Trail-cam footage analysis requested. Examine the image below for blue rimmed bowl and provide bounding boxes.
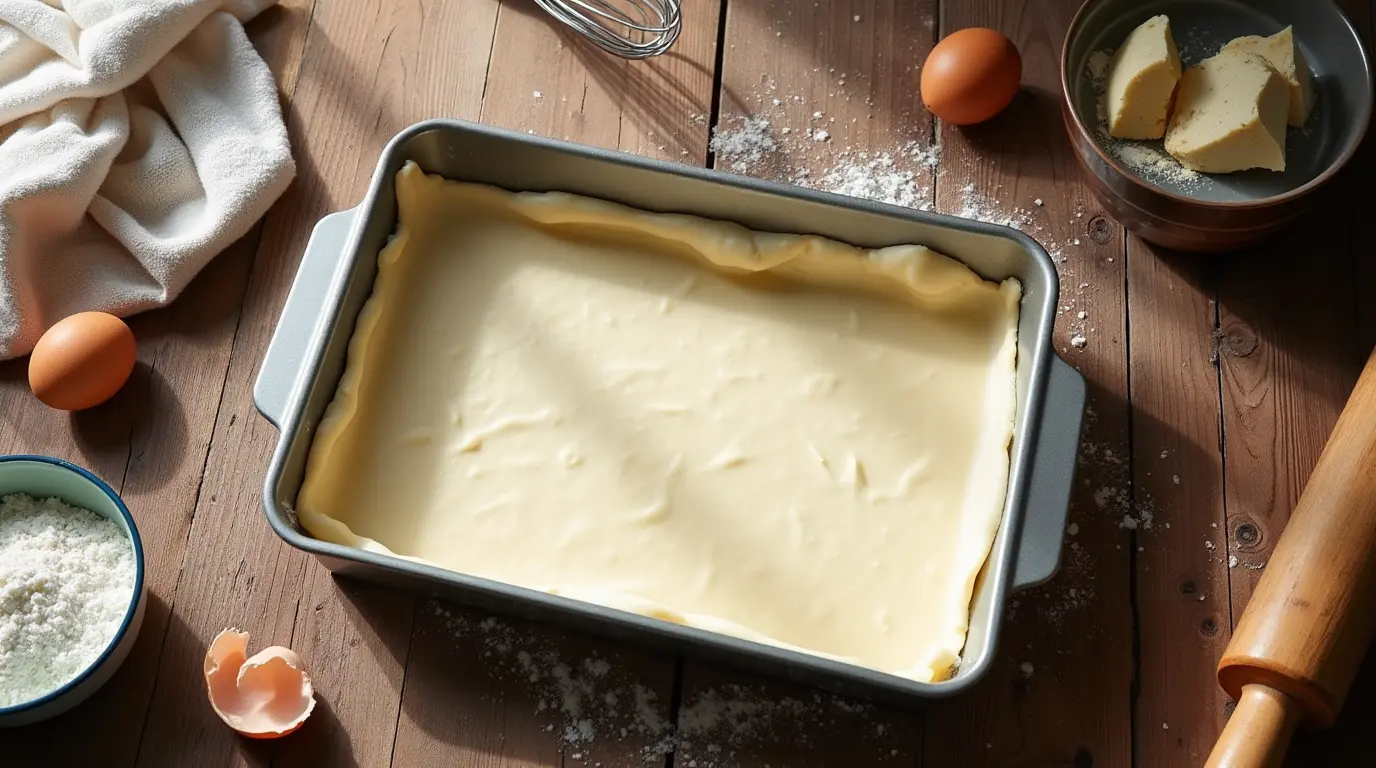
[0,456,146,728]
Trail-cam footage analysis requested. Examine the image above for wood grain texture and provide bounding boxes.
[1126,241,1230,765]
[1216,203,1361,624]
[713,0,936,198]
[480,0,720,164]
[394,601,676,768]
[132,0,502,764]
[673,663,921,767]
[921,1,1133,766]
[386,1,720,765]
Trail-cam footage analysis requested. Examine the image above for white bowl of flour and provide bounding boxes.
[0,455,146,727]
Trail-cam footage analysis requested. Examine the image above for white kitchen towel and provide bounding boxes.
[0,0,294,359]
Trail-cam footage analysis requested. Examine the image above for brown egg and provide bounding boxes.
[28,312,137,411]
[921,27,1022,126]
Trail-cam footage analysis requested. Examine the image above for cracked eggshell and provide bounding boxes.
[204,628,316,739]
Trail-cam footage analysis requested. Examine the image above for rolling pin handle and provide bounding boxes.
[1205,684,1302,768]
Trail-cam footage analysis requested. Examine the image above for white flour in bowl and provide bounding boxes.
[0,493,136,707]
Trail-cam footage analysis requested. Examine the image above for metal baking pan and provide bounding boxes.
[253,119,1085,703]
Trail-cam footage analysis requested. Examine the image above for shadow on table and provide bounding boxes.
[1287,642,1376,765]
[1130,172,1366,402]
[340,573,678,765]
[951,86,1075,186]
[69,360,189,493]
[504,0,717,155]
[919,375,1219,765]
[258,695,357,768]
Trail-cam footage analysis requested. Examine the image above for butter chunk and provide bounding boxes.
[1165,50,1289,173]
[1105,15,1181,139]
[1222,26,1315,126]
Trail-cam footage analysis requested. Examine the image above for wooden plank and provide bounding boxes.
[387,2,720,765]
[477,0,721,164]
[1216,212,1361,623]
[673,663,921,767]
[0,5,316,766]
[920,1,1134,765]
[1213,186,1364,768]
[711,0,937,201]
[394,601,677,768]
[672,1,938,763]
[1126,243,1229,762]
[131,0,501,764]
[273,576,414,767]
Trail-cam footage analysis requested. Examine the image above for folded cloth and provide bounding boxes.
[0,0,294,359]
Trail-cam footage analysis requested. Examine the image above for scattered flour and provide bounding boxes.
[955,186,1036,230]
[675,684,887,766]
[1108,142,1202,187]
[1228,555,1239,569]
[0,494,136,707]
[819,151,928,208]
[709,84,1084,263]
[1085,50,1112,85]
[709,117,777,172]
[429,604,898,765]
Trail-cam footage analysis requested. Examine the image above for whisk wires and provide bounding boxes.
[534,0,682,59]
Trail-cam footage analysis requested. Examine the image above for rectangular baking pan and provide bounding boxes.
[253,119,1085,703]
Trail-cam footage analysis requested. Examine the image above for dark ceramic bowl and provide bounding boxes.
[1061,0,1373,252]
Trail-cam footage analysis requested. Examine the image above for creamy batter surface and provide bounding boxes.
[297,162,1021,681]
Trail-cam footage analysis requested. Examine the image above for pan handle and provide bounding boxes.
[253,209,358,429]
[1011,355,1086,590]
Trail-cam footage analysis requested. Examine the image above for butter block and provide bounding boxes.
[1105,15,1181,139]
[1164,50,1290,173]
[1222,26,1315,126]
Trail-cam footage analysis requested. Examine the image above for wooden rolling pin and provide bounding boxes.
[1206,347,1376,768]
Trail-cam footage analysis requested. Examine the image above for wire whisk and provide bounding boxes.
[534,0,682,59]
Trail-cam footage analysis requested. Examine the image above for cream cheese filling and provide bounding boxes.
[296,162,1021,682]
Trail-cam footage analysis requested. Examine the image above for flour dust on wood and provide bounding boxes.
[429,602,910,766]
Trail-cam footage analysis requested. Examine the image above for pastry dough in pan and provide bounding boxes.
[298,162,1020,682]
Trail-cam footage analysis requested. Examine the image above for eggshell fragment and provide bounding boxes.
[204,628,316,739]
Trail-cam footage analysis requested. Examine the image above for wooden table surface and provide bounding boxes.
[4,0,1375,765]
